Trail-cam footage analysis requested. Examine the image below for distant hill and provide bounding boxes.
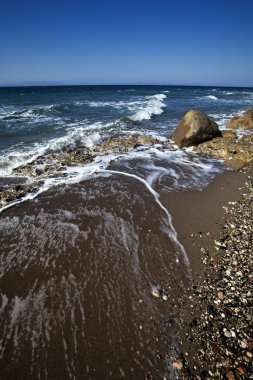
[0,81,64,87]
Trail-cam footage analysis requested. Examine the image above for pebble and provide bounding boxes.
[224,331,232,338]
[183,168,253,379]
[151,287,160,298]
[240,341,247,349]
[172,359,183,370]
[217,290,225,300]
[226,370,236,380]
[237,366,247,375]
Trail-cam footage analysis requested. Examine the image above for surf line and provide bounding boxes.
[99,169,190,267]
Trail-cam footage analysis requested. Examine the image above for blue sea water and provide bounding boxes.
[0,86,253,208]
[0,85,252,177]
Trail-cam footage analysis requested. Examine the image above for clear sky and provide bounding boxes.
[1,0,253,86]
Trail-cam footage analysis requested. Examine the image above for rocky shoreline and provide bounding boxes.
[0,135,163,207]
[1,109,253,208]
[0,108,253,379]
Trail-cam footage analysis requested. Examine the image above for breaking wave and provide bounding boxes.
[0,103,71,121]
[0,120,118,176]
[200,95,219,101]
[129,94,167,121]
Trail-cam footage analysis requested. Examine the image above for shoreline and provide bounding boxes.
[0,119,252,378]
[165,165,253,379]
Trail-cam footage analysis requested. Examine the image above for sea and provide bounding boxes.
[0,85,252,379]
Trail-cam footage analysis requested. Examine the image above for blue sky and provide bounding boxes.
[1,0,253,86]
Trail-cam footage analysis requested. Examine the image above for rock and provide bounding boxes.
[172,359,183,370]
[224,158,249,171]
[194,134,253,169]
[221,130,237,139]
[136,136,159,146]
[151,286,161,298]
[217,290,225,300]
[172,109,222,148]
[224,330,232,338]
[240,341,248,349]
[227,109,253,130]
[226,370,236,380]
[237,366,247,375]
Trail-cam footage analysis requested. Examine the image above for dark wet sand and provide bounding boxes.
[0,166,248,380]
[0,173,191,380]
[164,170,247,279]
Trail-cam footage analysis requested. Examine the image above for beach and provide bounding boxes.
[0,161,252,379]
[165,166,253,379]
[0,85,252,379]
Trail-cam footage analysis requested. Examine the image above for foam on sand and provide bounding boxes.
[99,168,189,266]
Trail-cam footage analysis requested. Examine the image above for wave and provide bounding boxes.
[222,91,235,95]
[0,92,167,176]
[200,95,219,101]
[0,120,121,176]
[209,109,248,129]
[129,94,167,121]
[87,94,167,122]
[88,100,133,109]
[0,103,70,121]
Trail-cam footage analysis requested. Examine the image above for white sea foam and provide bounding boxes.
[0,147,224,215]
[209,109,247,129]
[201,95,219,101]
[0,94,169,176]
[130,94,167,121]
[0,119,119,176]
[0,103,67,121]
[99,168,189,266]
[88,94,167,121]
[222,91,235,95]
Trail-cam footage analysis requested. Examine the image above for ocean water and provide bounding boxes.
[0,85,252,209]
[0,85,252,379]
[0,85,252,175]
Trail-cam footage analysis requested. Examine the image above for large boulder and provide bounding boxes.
[172,109,222,148]
[227,109,253,130]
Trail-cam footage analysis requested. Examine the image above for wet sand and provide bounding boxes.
[0,162,250,379]
[0,170,191,380]
[165,169,247,279]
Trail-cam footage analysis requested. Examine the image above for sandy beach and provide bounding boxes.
[0,156,252,379]
[165,166,253,379]
[0,86,252,379]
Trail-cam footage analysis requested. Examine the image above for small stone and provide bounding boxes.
[172,359,183,370]
[151,287,161,298]
[240,341,247,349]
[217,290,225,300]
[237,366,247,375]
[226,370,236,380]
[162,294,168,301]
[246,351,252,358]
[224,331,232,338]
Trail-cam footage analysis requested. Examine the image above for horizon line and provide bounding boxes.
[1,82,253,89]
